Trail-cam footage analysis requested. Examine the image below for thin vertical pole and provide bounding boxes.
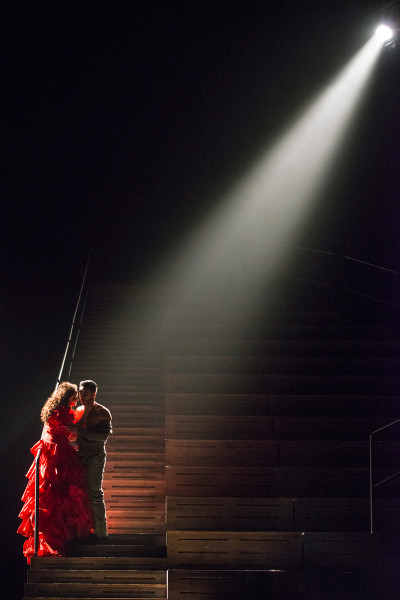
[369,433,374,534]
[55,247,91,390]
[34,447,42,555]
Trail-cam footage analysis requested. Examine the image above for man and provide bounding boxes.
[74,380,112,540]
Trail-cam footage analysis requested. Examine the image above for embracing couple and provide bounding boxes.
[18,380,112,562]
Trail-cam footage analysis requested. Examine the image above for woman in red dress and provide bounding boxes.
[18,382,93,563]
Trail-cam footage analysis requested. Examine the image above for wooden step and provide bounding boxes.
[166,439,279,467]
[24,582,166,598]
[164,355,400,375]
[295,498,400,531]
[71,373,164,388]
[167,569,369,600]
[108,415,165,427]
[104,489,166,505]
[164,337,400,357]
[97,393,164,404]
[167,531,303,569]
[165,393,267,415]
[165,496,400,532]
[166,439,400,468]
[72,368,163,376]
[285,467,381,498]
[167,531,372,570]
[31,556,167,570]
[101,406,165,415]
[165,414,395,440]
[106,436,165,452]
[27,570,166,584]
[166,497,293,531]
[164,322,398,341]
[108,427,165,437]
[165,415,272,439]
[166,392,400,417]
[104,480,166,498]
[165,373,400,394]
[268,394,400,416]
[303,531,372,569]
[106,459,165,477]
[166,466,284,497]
[108,519,166,533]
[163,310,343,327]
[273,416,398,440]
[166,466,400,498]
[66,534,166,558]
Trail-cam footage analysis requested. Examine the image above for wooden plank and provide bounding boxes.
[104,480,166,496]
[166,467,284,497]
[303,532,372,569]
[166,439,279,467]
[111,427,165,436]
[286,468,370,497]
[267,394,400,416]
[281,440,400,468]
[103,473,165,487]
[106,436,165,452]
[168,569,242,600]
[374,499,400,531]
[262,374,400,395]
[104,494,164,509]
[166,374,262,394]
[24,582,167,597]
[164,356,258,374]
[27,570,166,584]
[273,416,396,440]
[107,415,165,427]
[168,569,302,600]
[166,497,293,530]
[165,393,267,415]
[163,322,398,341]
[107,452,165,464]
[31,556,167,570]
[256,340,400,357]
[165,415,272,439]
[107,509,165,523]
[108,522,166,533]
[164,338,256,356]
[105,463,165,479]
[280,441,368,467]
[163,310,341,326]
[294,498,369,531]
[167,531,302,569]
[258,357,400,375]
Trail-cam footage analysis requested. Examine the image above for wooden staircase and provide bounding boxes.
[23,283,400,599]
[71,286,166,535]
[25,535,167,599]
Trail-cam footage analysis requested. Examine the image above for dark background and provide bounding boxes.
[2,1,400,596]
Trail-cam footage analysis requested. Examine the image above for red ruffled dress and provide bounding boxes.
[18,405,93,563]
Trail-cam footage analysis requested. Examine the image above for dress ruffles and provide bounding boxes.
[18,407,93,563]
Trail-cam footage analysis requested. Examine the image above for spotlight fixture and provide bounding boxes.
[375,24,394,42]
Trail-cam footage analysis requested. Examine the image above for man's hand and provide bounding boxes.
[65,423,78,441]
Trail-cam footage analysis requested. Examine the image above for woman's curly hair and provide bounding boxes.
[41,381,78,423]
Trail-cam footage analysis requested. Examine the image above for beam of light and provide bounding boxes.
[157,34,385,305]
[375,24,394,42]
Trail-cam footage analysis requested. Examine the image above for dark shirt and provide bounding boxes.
[77,415,112,455]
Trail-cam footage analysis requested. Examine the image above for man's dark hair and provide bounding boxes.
[79,380,98,393]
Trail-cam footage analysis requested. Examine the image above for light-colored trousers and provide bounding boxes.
[79,450,108,537]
